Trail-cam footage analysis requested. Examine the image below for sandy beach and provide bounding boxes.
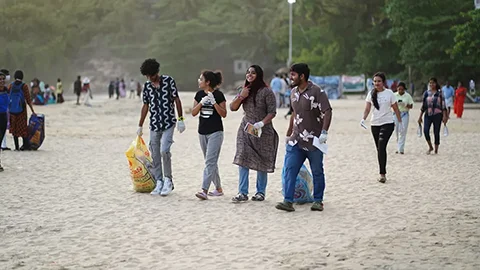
[1,91,479,270]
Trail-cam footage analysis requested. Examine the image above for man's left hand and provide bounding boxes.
[177,120,186,133]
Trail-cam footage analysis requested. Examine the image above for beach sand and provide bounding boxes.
[1,92,479,270]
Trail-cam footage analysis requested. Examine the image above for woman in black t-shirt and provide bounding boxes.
[192,70,227,200]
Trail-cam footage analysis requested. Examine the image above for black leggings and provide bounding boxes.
[424,113,442,145]
[0,113,6,144]
[371,123,395,175]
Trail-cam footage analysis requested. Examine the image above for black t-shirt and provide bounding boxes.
[194,89,226,135]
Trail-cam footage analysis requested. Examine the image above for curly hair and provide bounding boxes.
[202,70,223,89]
[140,58,160,76]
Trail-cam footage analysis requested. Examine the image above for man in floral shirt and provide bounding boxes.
[276,63,332,212]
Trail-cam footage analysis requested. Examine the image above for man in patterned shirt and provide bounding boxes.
[137,58,186,196]
[276,63,332,212]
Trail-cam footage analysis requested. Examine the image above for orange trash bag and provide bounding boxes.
[125,136,156,192]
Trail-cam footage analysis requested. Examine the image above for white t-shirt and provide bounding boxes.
[366,89,397,126]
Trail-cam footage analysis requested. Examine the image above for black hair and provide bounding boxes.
[0,69,9,75]
[140,58,160,76]
[57,78,61,82]
[371,72,386,110]
[397,81,407,90]
[202,70,223,89]
[290,63,310,81]
[429,77,441,91]
[244,65,267,106]
[14,70,24,80]
[0,72,5,77]
[77,75,81,80]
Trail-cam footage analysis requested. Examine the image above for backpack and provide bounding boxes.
[9,82,25,115]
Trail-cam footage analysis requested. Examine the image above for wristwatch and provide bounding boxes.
[178,116,185,121]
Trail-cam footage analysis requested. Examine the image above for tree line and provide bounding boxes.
[1,0,478,91]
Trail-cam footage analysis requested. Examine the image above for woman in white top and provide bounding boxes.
[361,72,402,183]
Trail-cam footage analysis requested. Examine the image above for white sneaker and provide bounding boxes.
[160,178,173,196]
[150,180,164,195]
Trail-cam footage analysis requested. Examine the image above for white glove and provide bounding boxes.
[360,119,367,129]
[137,126,143,136]
[253,121,264,130]
[200,96,210,105]
[177,120,186,133]
[207,92,216,104]
[397,122,404,134]
[318,133,328,144]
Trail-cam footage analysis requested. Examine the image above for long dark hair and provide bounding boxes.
[244,65,267,106]
[371,72,386,110]
[429,77,441,91]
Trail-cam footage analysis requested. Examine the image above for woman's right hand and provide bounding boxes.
[240,87,250,98]
[418,117,423,125]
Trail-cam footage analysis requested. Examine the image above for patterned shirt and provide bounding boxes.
[288,81,332,151]
[421,90,446,116]
[142,75,179,131]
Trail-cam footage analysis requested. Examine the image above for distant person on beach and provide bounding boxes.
[74,75,82,105]
[270,74,282,108]
[0,72,9,170]
[454,81,467,118]
[108,81,115,99]
[137,58,185,196]
[136,81,142,99]
[119,79,126,98]
[229,65,279,202]
[8,70,36,151]
[56,78,64,103]
[115,78,120,100]
[0,69,10,151]
[393,82,413,154]
[441,81,454,118]
[418,77,448,155]
[129,79,136,99]
[82,78,93,106]
[361,72,402,183]
[276,63,332,212]
[191,70,227,200]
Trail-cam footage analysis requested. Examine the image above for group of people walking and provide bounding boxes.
[135,59,331,212]
[134,57,467,212]
[108,78,142,100]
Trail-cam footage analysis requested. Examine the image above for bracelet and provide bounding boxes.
[236,94,245,100]
[178,116,185,121]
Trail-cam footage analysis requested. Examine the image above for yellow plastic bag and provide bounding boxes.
[125,136,156,193]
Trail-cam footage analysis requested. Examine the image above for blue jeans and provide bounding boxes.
[238,166,267,195]
[283,144,325,203]
[149,126,175,181]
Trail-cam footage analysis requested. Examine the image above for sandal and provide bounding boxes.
[251,193,265,201]
[195,191,208,200]
[208,190,224,197]
[232,193,248,202]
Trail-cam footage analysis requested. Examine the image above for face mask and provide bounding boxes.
[6,75,10,81]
